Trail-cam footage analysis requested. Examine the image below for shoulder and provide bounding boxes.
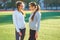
[14,10,18,13]
[12,10,17,16]
[36,11,41,16]
[13,10,18,14]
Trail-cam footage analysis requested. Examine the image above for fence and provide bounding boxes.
[0,0,60,10]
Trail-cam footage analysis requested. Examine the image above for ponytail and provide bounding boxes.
[20,10,24,15]
[31,5,40,21]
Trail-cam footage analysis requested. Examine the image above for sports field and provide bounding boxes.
[0,11,60,40]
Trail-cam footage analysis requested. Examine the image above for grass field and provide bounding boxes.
[0,11,60,40]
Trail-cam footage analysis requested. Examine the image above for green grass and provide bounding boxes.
[0,12,60,40]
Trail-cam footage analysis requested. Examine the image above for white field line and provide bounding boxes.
[0,10,60,13]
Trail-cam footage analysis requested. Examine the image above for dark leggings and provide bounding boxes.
[28,29,36,40]
[16,28,26,40]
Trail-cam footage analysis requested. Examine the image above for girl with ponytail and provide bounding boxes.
[28,2,41,40]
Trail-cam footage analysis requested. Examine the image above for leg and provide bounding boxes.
[28,29,36,40]
[16,31,20,40]
[20,28,26,40]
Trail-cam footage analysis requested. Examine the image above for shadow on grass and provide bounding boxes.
[0,12,60,24]
[0,15,13,24]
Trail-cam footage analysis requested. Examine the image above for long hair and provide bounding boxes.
[16,1,24,15]
[29,2,40,21]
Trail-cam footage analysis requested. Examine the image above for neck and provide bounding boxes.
[18,9,24,15]
[18,9,22,12]
[31,9,36,13]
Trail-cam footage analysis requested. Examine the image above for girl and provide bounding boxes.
[12,1,26,40]
[28,2,41,40]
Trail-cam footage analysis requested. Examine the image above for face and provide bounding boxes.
[29,5,35,11]
[18,3,24,10]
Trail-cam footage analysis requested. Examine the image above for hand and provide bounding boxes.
[35,32,38,38]
[19,32,22,36]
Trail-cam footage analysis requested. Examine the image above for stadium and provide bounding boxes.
[0,0,60,40]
